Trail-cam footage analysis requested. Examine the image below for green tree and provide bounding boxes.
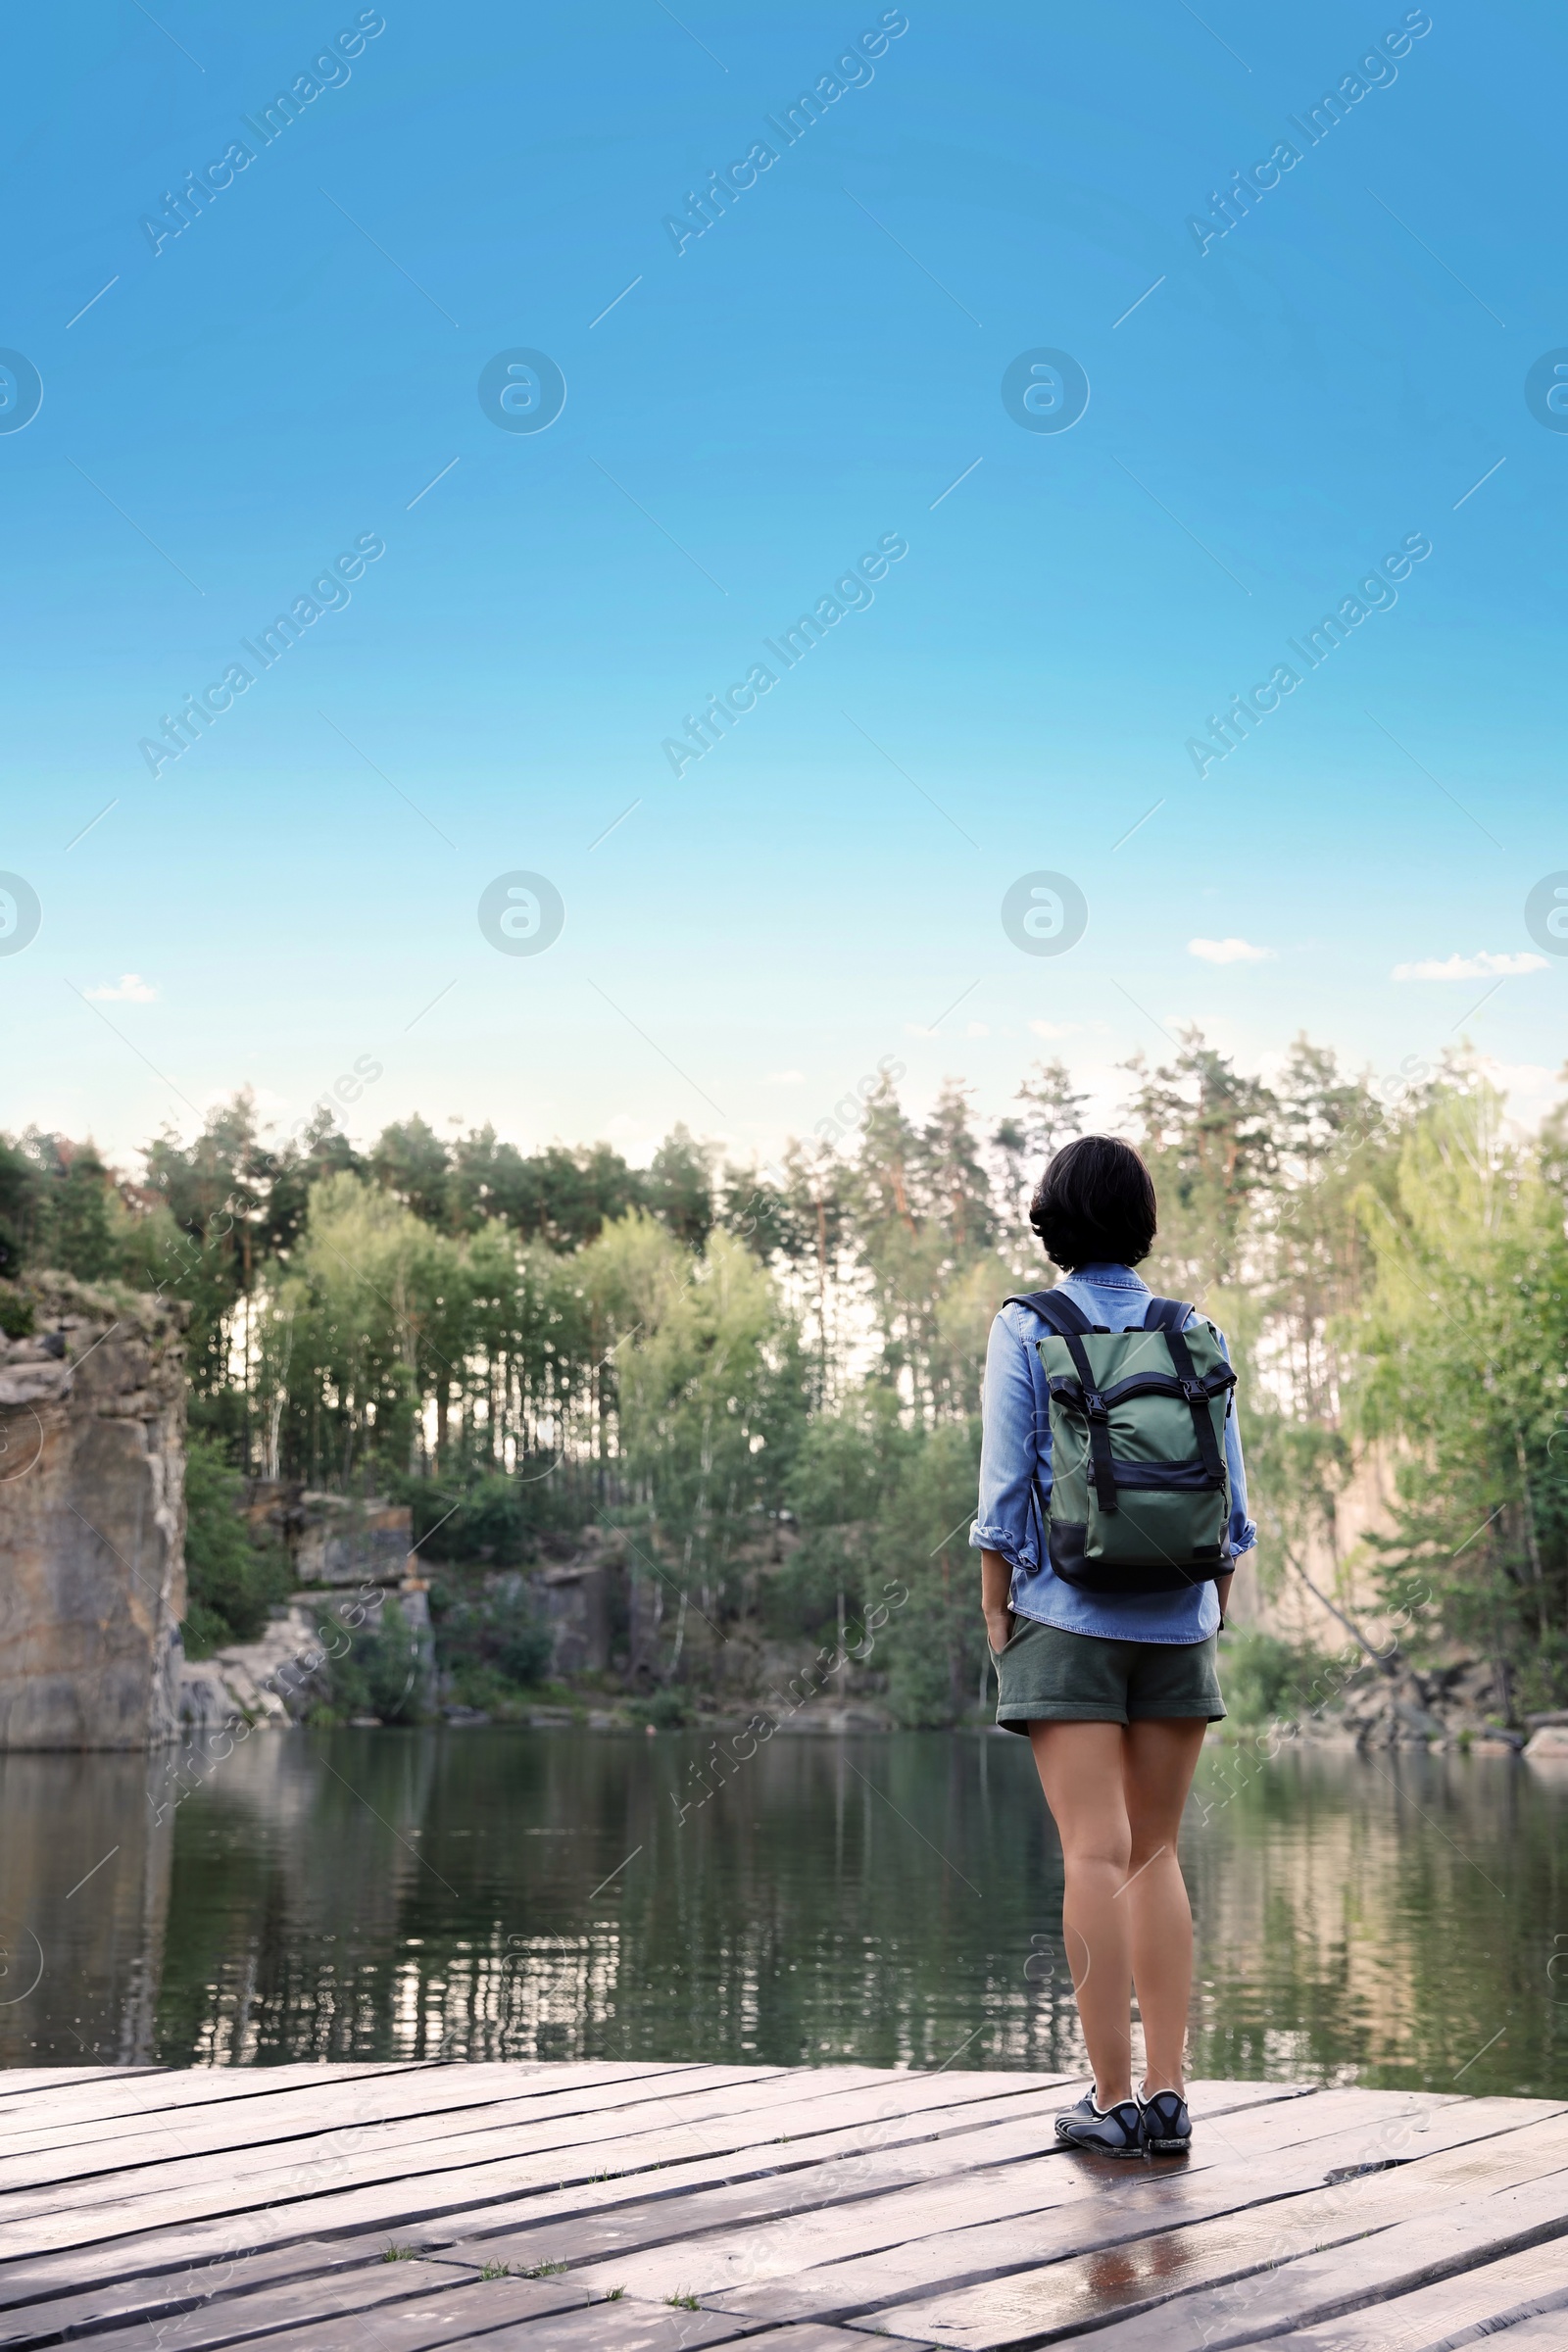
[871,1420,985,1726]
[1127,1031,1277,1299]
[646,1126,716,1250]
[777,1387,914,1652]
[318,1597,426,1723]
[427,1578,554,1708]
[180,1430,292,1657]
[0,1134,44,1276]
[448,1131,647,1248]
[1348,1081,1568,1708]
[994,1057,1089,1241]
[289,1171,462,1480]
[370,1115,453,1227]
[586,1213,807,1675]
[849,1078,1001,1423]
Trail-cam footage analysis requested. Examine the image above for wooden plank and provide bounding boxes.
[415,2071,1092,2241]
[0,2066,1081,2260]
[164,2271,597,2352]
[0,2061,779,2198]
[739,2333,937,2351]
[394,2082,1317,2293]
[4,2066,1563,2352]
[0,2060,683,2160]
[0,2065,808,2237]
[455,2103,1298,2299]
[0,2068,1259,2156]
[832,2111,1568,2342]
[421,2114,1096,2278]
[0,2082,1088,2312]
[614,2088,1475,2313]
[0,2061,690,2162]
[1456,2322,1568,2352]
[0,2081,1283,2322]
[852,2114,1568,2349]
[0,2078,1303,2315]
[0,2258,566,2352]
[445,2307,750,2350]
[0,2065,669,2182]
[710,2099,1567,2332]
[0,2067,152,2103]
[1247,2241,1568,2351]
[0,2061,441,2145]
[0,2236,424,2348]
[1048,2174,1568,2351]
[1415,2311,1568,2352]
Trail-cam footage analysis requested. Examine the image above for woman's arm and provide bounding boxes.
[1207,1319,1255,1635]
[973,1308,1046,1652]
[981,1548,1014,1654]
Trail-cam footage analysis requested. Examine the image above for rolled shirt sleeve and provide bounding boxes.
[1213,1324,1258,1558]
[971,1308,1047,1574]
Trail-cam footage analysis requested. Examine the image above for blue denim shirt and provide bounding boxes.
[972,1262,1256,1643]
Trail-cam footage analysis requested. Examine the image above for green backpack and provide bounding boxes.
[1004,1289,1237,1595]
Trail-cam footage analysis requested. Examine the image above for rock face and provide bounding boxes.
[0,1277,188,1750]
[534,1558,615,1675]
[242,1482,413,1586]
[176,1599,320,1733]
[175,1584,434,1732]
[1295,1653,1523,1749]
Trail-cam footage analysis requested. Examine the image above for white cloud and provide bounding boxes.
[1029,1020,1080,1039]
[1188,937,1274,965]
[86,974,158,1002]
[1392,951,1549,981]
[1477,1058,1557,1096]
[964,1021,989,1038]
[762,1070,805,1086]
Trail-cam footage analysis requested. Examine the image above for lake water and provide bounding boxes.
[2,1728,1563,2093]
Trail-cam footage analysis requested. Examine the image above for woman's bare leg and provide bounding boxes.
[1028,1720,1136,2105]
[1121,1717,1208,2094]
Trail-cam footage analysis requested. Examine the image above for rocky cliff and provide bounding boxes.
[0,1276,188,1750]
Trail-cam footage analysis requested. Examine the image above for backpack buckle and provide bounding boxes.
[1180,1379,1205,1406]
[1085,1392,1108,1421]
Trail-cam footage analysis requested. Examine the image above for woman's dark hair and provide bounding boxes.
[1029,1135,1157,1271]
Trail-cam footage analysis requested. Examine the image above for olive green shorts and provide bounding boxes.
[991,1615,1225,1733]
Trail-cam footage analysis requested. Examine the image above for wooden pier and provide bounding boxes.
[2,2060,1566,2348]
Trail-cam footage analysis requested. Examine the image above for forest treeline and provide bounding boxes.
[3,1032,1566,1721]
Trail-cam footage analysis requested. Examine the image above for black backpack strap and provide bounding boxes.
[1146,1299,1227,1490]
[1002,1290,1118,1517]
[1003,1288,1099,1337]
[1062,1339,1118,1516]
[1004,1294,1119,1514]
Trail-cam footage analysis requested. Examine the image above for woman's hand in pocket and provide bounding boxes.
[980,1548,1015,1657]
[984,1607,1014,1655]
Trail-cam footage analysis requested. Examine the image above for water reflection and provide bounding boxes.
[0,1730,1562,2093]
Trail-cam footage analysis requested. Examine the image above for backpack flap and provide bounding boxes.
[1033,1303,1236,1595]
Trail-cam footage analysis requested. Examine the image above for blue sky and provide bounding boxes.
[3,0,1564,1174]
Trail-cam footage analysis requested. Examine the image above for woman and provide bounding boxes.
[974,1134,1255,2156]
